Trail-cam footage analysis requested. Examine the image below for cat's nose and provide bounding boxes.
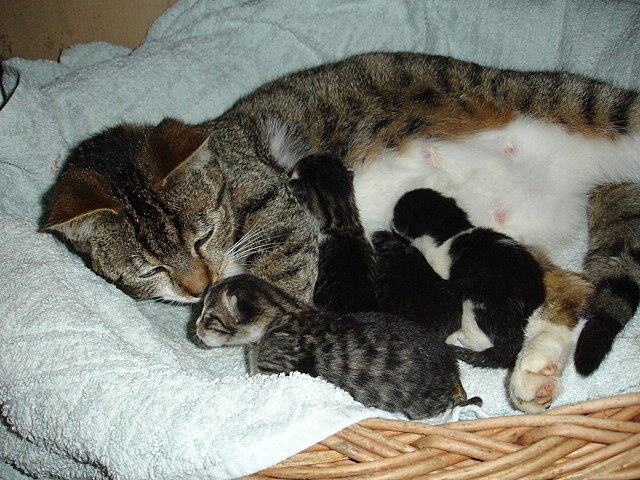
[177,259,213,300]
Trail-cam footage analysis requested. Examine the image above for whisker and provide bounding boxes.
[227,226,281,259]
[229,241,282,263]
[226,224,268,256]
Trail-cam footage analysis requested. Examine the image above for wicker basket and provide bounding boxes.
[243,392,640,479]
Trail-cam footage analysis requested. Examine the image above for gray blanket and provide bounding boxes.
[1,1,639,478]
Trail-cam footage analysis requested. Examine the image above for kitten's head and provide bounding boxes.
[286,154,357,230]
[42,118,236,303]
[393,188,472,243]
[196,274,295,347]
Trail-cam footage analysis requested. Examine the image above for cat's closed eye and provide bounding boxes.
[194,228,215,253]
[139,266,168,278]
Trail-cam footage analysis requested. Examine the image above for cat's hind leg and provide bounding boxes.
[508,265,592,413]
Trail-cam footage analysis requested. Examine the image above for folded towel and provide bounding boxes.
[1,0,639,478]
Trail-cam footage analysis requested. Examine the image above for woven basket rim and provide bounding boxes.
[245,392,640,480]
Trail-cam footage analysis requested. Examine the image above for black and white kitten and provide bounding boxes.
[371,230,462,340]
[393,188,546,368]
[196,274,480,419]
[286,153,377,313]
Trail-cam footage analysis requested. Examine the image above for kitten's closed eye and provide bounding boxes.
[202,312,235,334]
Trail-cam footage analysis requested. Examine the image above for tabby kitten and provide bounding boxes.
[44,52,640,409]
[393,188,546,368]
[285,153,377,312]
[574,183,640,376]
[196,274,479,419]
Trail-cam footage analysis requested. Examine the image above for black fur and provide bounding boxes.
[575,276,640,375]
[393,188,546,368]
[287,154,377,313]
[371,230,461,340]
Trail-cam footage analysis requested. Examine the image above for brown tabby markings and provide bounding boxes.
[43,53,639,308]
[574,184,640,374]
[528,247,594,328]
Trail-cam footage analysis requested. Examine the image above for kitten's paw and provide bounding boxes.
[509,356,561,413]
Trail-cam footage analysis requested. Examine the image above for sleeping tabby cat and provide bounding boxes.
[196,273,479,419]
[43,52,640,411]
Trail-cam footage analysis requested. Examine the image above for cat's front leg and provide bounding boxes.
[508,266,592,413]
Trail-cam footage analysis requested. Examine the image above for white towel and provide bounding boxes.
[1,0,639,478]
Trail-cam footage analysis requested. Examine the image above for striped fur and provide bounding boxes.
[575,184,640,375]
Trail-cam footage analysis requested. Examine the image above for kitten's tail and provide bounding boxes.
[574,276,640,376]
[448,345,516,370]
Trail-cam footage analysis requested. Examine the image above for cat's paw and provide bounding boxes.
[508,352,561,413]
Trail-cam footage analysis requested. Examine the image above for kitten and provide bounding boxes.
[196,274,480,419]
[371,230,462,340]
[43,52,640,409]
[393,188,546,368]
[392,188,594,412]
[574,183,640,375]
[285,153,377,312]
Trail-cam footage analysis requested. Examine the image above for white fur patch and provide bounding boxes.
[265,119,307,171]
[446,300,494,351]
[411,235,453,279]
[353,117,640,259]
[222,259,246,279]
[508,307,574,413]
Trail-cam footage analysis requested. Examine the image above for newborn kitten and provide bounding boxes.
[286,153,377,312]
[371,230,462,340]
[394,188,546,368]
[196,274,480,419]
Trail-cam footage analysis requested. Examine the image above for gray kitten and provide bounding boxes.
[196,274,480,419]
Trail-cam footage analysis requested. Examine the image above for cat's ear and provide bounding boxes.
[150,118,211,187]
[223,292,244,324]
[286,178,308,207]
[42,170,120,241]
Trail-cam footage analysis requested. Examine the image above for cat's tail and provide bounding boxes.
[573,276,640,376]
[448,345,516,369]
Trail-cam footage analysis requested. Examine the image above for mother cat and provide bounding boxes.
[43,52,640,412]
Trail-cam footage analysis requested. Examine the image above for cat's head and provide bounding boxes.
[286,153,357,229]
[42,118,236,303]
[195,274,285,347]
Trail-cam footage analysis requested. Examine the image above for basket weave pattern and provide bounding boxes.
[244,393,640,479]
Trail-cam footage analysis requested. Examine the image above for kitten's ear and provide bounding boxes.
[224,292,244,324]
[286,178,308,206]
[150,118,211,186]
[42,170,120,241]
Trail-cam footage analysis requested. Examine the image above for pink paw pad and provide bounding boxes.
[540,363,558,376]
[535,381,555,405]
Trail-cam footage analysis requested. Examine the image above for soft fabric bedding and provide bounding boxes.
[1,0,639,478]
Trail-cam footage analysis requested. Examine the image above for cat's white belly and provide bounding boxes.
[354,117,640,257]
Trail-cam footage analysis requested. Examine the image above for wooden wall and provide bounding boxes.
[0,0,176,61]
